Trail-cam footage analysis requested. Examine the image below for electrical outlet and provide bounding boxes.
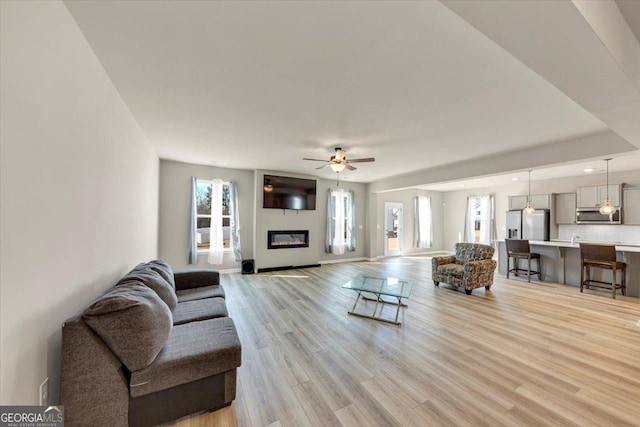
[39,377,49,406]
[636,320,640,328]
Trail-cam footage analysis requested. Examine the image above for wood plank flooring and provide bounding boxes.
[169,257,640,427]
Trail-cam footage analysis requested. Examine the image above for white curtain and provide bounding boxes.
[207,179,224,265]
[188,176,198,264]
[464,196,476,243]
[414,196,432,248]
[229,181,242,262]
[332,190,347,255]
[345,190,355,252]
[478,195,491,244]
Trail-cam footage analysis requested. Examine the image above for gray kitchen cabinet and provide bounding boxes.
[577,185,620,208]
[508,195,528,210]
[509,194,550,210]
[530,194,551,210]
[555,193,576,224]
[623,188,640,224]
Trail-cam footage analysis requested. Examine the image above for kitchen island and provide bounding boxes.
[496,240,640,297]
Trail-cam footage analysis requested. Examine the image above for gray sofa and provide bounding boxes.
[61,260,241,427]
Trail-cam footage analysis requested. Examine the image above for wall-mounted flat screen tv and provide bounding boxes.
[263,174,317,210]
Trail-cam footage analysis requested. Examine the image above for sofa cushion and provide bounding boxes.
[129,317,241,397]
[176,285,225,303]
[83,283,172,372]
[146,260,175,290]
[438,263,464,277]
[118,265,177,311]
[174,269,220,291]
[172,297,228,326]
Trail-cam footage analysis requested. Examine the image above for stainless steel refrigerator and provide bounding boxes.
[506,210,522,239]
[522,210,550,241]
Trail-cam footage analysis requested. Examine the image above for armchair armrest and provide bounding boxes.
[432,255,455,266]
[173,269,220,291]
[464,259,497,276]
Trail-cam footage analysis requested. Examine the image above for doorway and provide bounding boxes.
[384,202,403,257]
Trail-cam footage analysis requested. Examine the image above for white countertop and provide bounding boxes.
[496,239,640,253]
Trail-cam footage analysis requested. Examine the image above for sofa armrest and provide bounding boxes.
[174,269,220,291]
[61,316,129,426]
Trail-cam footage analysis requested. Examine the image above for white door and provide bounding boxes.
[384,202,403,257]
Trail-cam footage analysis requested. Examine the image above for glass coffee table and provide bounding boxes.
[342,275,413,325]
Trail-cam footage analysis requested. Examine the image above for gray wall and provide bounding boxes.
[369,189,445,259]
[253,171,369,270]
[0,1,159,405]
[159,166,370,271]
[159,160,255,271]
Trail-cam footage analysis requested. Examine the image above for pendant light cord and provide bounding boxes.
[605,159,610,199]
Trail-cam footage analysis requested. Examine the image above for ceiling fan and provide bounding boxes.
[303,147,375,173]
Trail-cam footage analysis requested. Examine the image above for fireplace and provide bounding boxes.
[268,230,309,249]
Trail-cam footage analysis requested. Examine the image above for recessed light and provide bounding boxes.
[458,184,465,187]
[512,177,520,181]
[583,168,595,172]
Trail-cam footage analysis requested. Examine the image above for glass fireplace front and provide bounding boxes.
[268,230,309,249]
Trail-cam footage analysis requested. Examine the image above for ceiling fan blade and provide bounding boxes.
[316,164,330,170]
[346,157,375,163]
[346,164,357,171]
[303,158,329,162]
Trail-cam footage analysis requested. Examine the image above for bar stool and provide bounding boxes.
[505,239,541,282]
[580,243,626,298]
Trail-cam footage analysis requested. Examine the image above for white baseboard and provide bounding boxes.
[319,257,369,265]
[403,250,454,256]
[219,268,241,274]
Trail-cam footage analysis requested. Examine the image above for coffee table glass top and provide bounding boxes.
[342,275,413,299]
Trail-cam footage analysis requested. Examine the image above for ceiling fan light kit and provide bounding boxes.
[330,163,346,173]
[303,147,375,175]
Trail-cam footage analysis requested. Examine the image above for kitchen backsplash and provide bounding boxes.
[558,224,640,245]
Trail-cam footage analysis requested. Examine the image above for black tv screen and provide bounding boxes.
[263,175,317,210]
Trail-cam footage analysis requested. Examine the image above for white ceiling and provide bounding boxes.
[419,150,640,192]
[64,1,639,186]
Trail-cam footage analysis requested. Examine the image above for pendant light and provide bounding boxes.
[599,158,616,215]
[523,170,535,214]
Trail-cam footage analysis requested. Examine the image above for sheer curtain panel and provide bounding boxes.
[229,181,242,262]
[414,196,432,248]
[464,196,476,243]
[207,179,224,265]
[188,176,198,264]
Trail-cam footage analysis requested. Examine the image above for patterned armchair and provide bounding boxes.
[432,243,497,295]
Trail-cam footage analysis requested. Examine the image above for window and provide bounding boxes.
[196,180,232,251]
[464,195,494,245]
[325,189,355,255]
[331,193,349,243]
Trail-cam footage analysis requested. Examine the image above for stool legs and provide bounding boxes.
[581,264,626,298]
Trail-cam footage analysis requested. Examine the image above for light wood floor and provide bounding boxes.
[170,257,640,427]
